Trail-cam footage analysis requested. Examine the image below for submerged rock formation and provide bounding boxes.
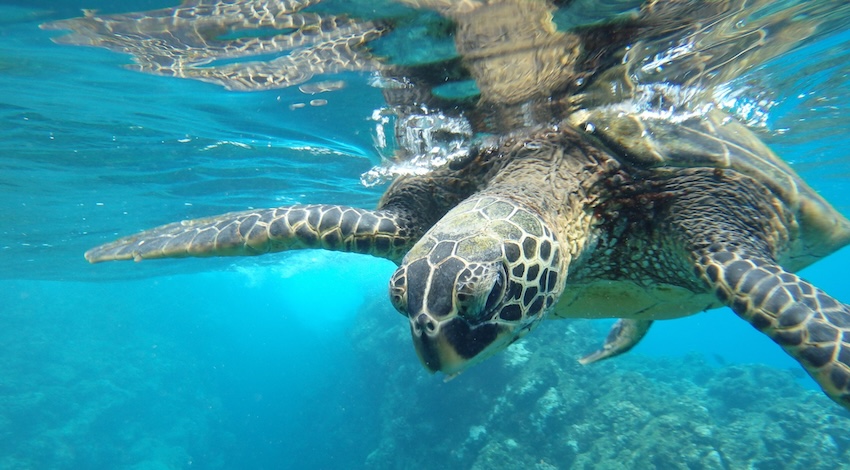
[351,298,850,469]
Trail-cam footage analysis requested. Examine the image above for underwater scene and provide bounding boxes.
[3,0,850,468]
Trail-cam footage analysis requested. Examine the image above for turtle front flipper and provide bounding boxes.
[579,319,653,365]
[698,251,850,409]
[85,204,418,264]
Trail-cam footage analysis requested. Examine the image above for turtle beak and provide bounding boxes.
[408,312,513,375]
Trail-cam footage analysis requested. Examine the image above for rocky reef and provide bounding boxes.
[351,298,850,470]
[3,278,848,469]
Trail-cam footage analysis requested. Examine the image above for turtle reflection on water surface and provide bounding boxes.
[45,0,850,410]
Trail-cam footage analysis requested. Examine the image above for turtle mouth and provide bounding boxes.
[409,314,512,375]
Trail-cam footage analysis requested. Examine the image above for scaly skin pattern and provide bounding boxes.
[663,169,850,408]
[702,250,850,408]
[390,195,567,374]
[84,205,418,264]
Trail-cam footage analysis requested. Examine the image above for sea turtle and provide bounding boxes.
[61,0,850,410]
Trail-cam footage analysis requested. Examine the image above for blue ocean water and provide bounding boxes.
[3,1,850,469]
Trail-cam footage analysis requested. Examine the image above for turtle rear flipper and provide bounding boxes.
[85,204,418,264]
[579,319,653,365]
[698,251,850,409]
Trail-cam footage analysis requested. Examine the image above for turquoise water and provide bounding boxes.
[3,2,850,469]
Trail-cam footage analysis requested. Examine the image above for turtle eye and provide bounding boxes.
[388,269,408,316]
[456,262,508,321]
[482,262,507,314]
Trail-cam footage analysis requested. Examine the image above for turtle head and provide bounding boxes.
[389,197,564,375]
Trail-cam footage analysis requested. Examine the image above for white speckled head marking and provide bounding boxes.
[389,196,565,374]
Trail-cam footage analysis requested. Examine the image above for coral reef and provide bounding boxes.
[351,299,850,470]
[4,279,848,469]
